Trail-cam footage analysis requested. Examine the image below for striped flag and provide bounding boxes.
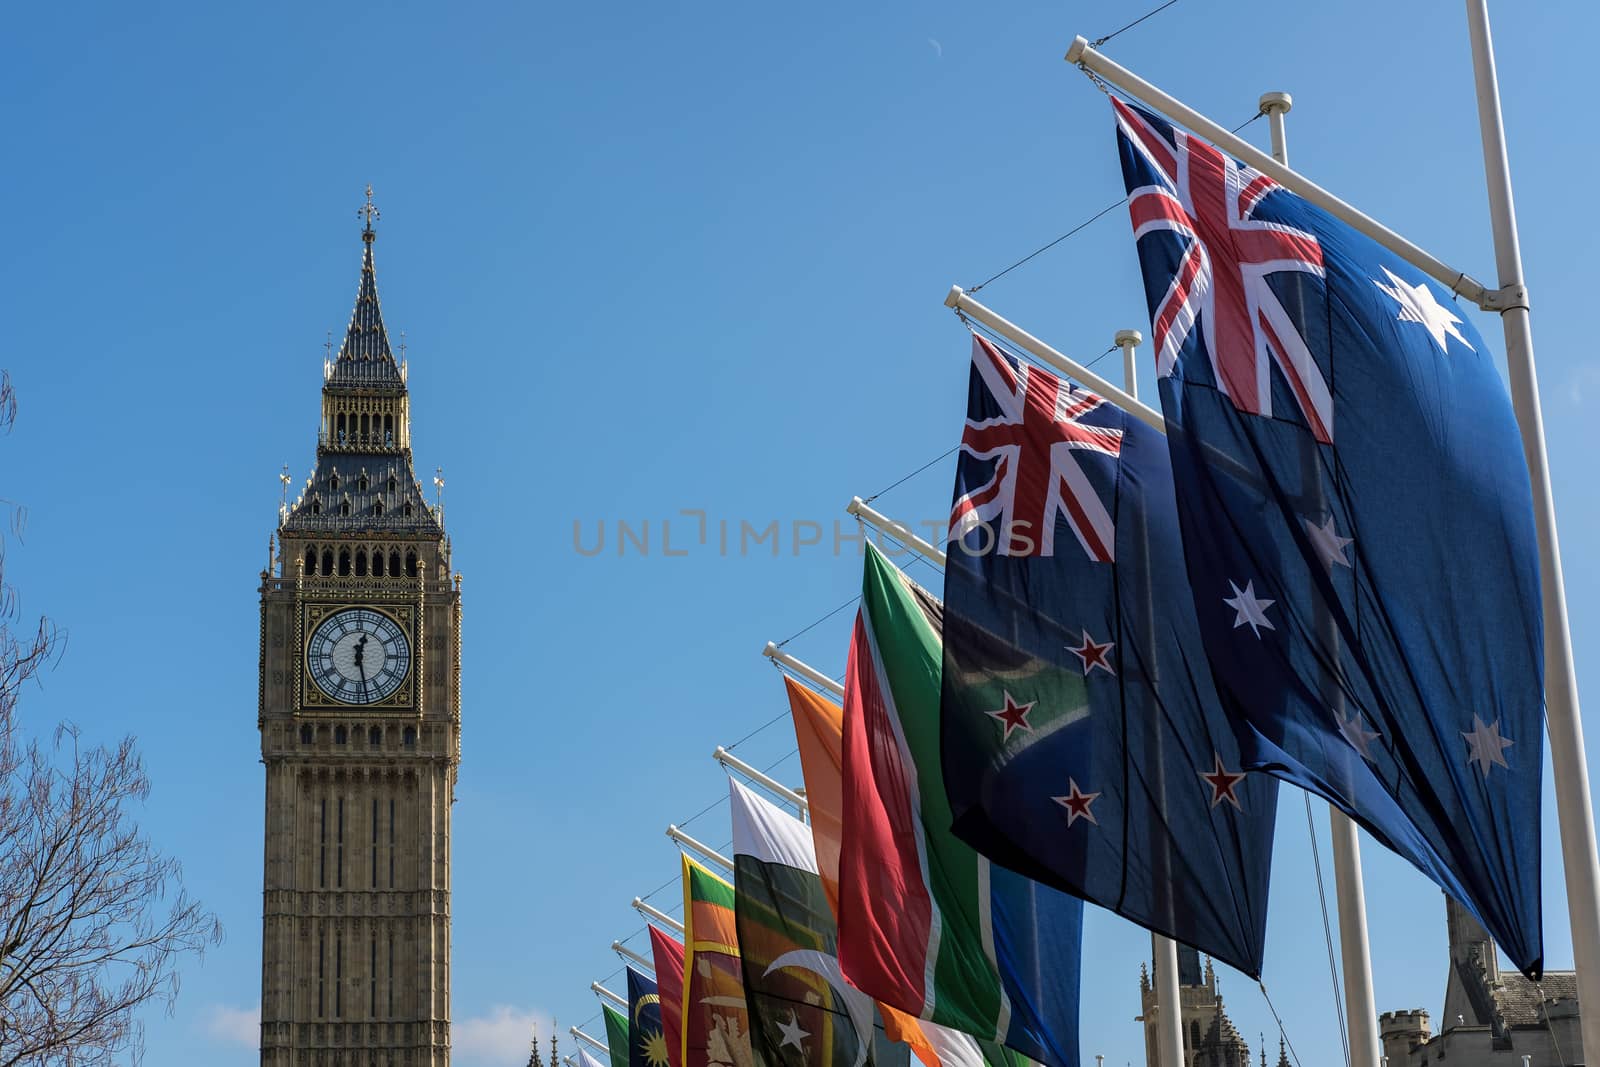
[772,693,1042,1067]
[837,543,1082,1067]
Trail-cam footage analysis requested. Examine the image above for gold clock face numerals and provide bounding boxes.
[307,608,411,705]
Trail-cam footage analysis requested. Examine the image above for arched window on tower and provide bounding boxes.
[403,501,413,518]
[304,547,316,574]
[360,413,370,438]
[389,550,401,576]
[336,413,347,443]
[405,551,418,577]
[358,473,369,492]
[403,727,416,748]
[373,500,384,517]
[311,497,321,515]
[369,726,381,746]
[330,473,340,492]
[321,549,334,576]
[372,551,385,577]
[334,726,347,745]
[338,549,352,576]
[300,725,313,744]
[387,475,397,493]
[355,549,368,577]
[340,499,351,517]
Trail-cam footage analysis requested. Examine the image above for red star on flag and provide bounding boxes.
[1052,779,1101,827]
[985,692,1036,741]
[1066,630,1116,676]
[1198,753,1247,811]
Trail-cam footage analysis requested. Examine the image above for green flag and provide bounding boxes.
[604,1003,631,1067]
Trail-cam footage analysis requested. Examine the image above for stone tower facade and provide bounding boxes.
[259,199,460,1065]
[1138,946,1251,1067]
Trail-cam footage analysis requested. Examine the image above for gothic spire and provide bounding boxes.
[528,1021,544,1067]
[328,185,404,389]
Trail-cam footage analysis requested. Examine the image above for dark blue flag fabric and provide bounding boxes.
[941,333,1278,978]
[1112,97,1545,975]
[627,966,670,1067]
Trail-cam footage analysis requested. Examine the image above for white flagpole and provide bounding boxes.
[591,982,627,1010]
[714,746,809,812]
[847,496,949,565]
[946,286,1165,430]
[1466,4,1600,1059]
[613,940,654,972]
[1257,89,1382,1067]
[1118,330,1188,1067]
[849,499,947,568]
[632,896,685,935]
[1064,37,1502,311]
[570,1027,609,1054]
[764,642,846,698]
[666,824,734,872]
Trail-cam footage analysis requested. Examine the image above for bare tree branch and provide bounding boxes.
[0,371,222,1064]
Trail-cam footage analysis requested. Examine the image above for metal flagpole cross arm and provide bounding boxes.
[947,286,1165,432]
[570,1027,609,1054]
[591,982,627,1010]
[612,940,654,971]
[714,746,809,811]
[666,824,734,872]
[847,496,948,567]
[1061,36,1526,313]
[631,896,685,935]
[762,642,846,698]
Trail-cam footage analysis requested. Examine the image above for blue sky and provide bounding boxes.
[4,2,1599,1064]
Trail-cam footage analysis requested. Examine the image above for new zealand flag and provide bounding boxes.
[941,333,1277,978]
[1114,97,1544,975]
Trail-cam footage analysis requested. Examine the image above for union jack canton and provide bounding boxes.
[1116,97,1333,443]
[949,335,1124,559]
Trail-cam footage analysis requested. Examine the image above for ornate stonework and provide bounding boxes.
[259,205,460,1065]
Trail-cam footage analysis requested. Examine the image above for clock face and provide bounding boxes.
[307,608,411,705]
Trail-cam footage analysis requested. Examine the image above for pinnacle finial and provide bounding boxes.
[360,184,380,242]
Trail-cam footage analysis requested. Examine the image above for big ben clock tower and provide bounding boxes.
[259,191,460,1065]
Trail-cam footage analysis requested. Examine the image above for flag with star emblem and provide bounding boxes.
[649,926,687,1067]
[681,856,756,1067]
[940,333,1278,977]
[731,778,910,1067]
[628,968,672,1067]
[1114,97,1545,974]
[605,1003,632,1067]
[783,677,1037,1067]
[838,542,1082,1067]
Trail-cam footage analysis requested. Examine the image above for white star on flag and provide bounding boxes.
[1224,580,1276,638]
[776,1010,810,1052]
[1336,710,1380,762]
[1303,514,1354,569]
[1374,266,1474,354]
[1052,779,1101,827]
[1462,714,1514,777]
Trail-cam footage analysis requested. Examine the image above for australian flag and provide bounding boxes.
[941,333,1278,978]
[1114,97,1545,975]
